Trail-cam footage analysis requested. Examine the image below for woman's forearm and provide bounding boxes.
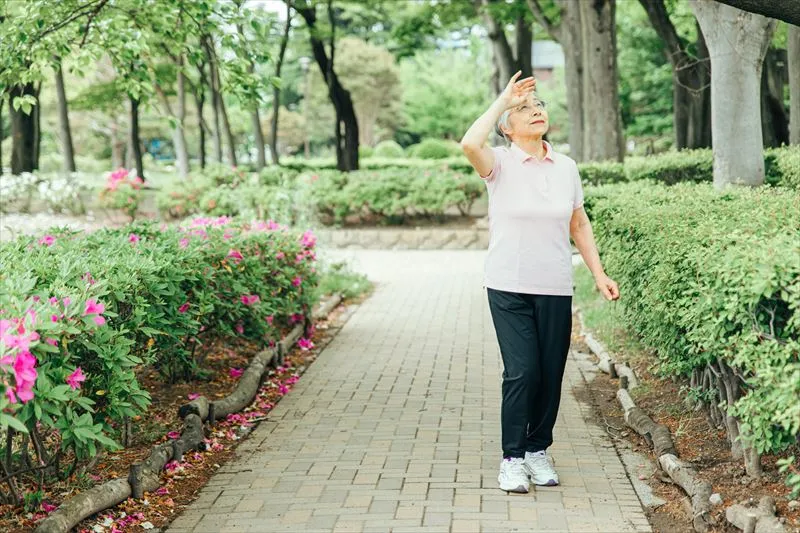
[573,223,606,279]
[461,99,507,150]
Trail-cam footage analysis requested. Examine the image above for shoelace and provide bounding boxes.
[505,458,527,478]
[529,454,554,472]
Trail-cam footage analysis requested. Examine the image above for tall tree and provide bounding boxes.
[54,60,76,172]
[689,2,776,189]
[271,2,293,166]
[528,0,584,161]
[295,0,359,171]
[234,0,267,170]
[579,0,624,162]
[480,0,533,94]
[155,57,190,178]
[638,0,711,150]
[760,47,789,148]
[129,95,144,180]
[789,24,800,145]
[8,83,38,174]
[712,0,800,27]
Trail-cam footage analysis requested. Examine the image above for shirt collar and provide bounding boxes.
[509,141,554,163]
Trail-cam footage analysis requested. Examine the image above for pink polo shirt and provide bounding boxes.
[479,141,584,296]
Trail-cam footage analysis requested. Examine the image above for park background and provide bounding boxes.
[0,0,799,532]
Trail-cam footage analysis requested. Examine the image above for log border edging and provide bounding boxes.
[575,309,713,532]
[34,293,345,533]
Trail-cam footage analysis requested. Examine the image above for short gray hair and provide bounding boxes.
[495,109,512,143]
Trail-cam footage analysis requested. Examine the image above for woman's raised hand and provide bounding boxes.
[498,71,536,110]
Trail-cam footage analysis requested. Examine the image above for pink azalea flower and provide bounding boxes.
[240,294,259,306]
[45,338,58,346]
[38,235,55,246]
[51,314,59,322]
[235,323,244,335]
[289,313,303,324]
[92,315,106,326]
[265,315,274,325]
[298,338,314,351]
[41,502,57,513]
[276,252,285,260]
[178,302,190,313]
[292,276,302,287]
[83,299,105,316]
[227,249,244,263]
[179,238,190,248]
[229,367,244,378]
[295,254,304,264]
[66,367,85,390]
[63,297,71,307]
[188,393,200,401]
[300,230,316,249]
[48,297,58,305]
[278,384,289,396]
[128,233,140,243]
[167,431,180,440]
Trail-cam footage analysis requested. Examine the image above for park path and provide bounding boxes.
[167,250,653,533]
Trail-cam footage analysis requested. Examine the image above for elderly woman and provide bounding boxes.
[461,71,620,494]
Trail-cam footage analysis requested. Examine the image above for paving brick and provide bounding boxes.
[167,251,654,533]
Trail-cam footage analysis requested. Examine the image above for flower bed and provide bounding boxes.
[0,216,320,513]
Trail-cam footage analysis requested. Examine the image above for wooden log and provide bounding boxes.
[171,413,204,463]
[277,324,304,366]
[725,497,786,533]
[34,478,132,533]
[178,396,210,422]
[312,293,342,320]
[128,442,173,499]
[584,333,615,375]
[615,363,639,389]
[658,454,713,532]
[617,389,678,457]
[211,348,275,420]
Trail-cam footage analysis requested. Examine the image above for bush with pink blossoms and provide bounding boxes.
[98,168,144,220]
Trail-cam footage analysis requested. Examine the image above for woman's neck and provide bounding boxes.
[513,137,546,160]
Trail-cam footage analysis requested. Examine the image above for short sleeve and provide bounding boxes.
[480,146,504,183]
[572,163,584,210]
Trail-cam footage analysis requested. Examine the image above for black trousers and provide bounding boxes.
[486,287,572,458]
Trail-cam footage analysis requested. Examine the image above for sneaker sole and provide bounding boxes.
[530,477,559,486]
[498,483,529,493]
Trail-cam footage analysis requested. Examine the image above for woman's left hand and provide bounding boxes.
[595,274,620,301]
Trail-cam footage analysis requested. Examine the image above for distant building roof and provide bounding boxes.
[532,40,564,69]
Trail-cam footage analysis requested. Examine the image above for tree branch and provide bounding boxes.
[526,0,561,42]
[712,0,800,27]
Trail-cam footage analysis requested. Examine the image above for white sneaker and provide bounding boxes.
[498,456,530,493]
[524,450,559,486]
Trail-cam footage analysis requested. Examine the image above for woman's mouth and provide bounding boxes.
[530,120,545,125]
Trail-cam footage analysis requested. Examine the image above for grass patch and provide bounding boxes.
[313,260,373,301]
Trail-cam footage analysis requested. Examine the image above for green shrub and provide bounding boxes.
[415,139,460,159]
[373,140,405,158]
[577,161,626,185]
[587,181,800,459]
[359,145,374,159]
[624,149,713,184]
[765,145,800,188]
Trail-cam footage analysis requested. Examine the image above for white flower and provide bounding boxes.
[141,521,155,530]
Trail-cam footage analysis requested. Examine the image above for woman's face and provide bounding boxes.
[502,96,549,141]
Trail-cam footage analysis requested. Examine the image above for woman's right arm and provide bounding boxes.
[460,71,535,177]
[460,99,509,177]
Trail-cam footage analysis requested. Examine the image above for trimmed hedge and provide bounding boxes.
[373,140,404,158]
[415,138,462,159]
[586,181,800,457]
[0,219,319,458]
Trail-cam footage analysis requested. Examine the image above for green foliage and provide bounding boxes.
[765,145,800,188]
[625,150,713,184]
[576,161,626,186]
[587,181,800,460]
[415,138,460,160]
[312,261,372,302]
[359,145,374,159]
[373,140,405,158]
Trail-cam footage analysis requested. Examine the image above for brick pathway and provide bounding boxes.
[168,251,652,533]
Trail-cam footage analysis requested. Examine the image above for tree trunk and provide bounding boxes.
[560,1,584,161]
[481,0,518,94]
[0,100,4,173]
[54,61,76,172]
[790,24,800,145]
[691,0,775,189]
[204,38,223,164]
[194,62,208,169]
[760,48,789,148]
[33,83,41,171]
[271,2,292,166]
[9,84,37,175]
[174,57,190,178]
[219,91,237,167]
[296,4,359,171]
[129,95,145,181]
[579,0,624,162]
[110,117,124,168]
[515,17,533,78]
